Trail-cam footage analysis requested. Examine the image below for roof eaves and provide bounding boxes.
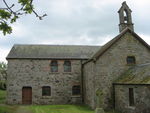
[6,57,89,60]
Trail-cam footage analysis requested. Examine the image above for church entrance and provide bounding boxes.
[22,87,32,104]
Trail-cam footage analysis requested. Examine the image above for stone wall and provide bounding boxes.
[115,85,150,113]
[7,59,82,104]
[84,31,150,109]
[83,61,95,109]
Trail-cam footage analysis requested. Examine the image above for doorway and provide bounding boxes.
[22,87,32,104]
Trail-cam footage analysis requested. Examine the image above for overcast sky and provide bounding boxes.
[0,0,150,62]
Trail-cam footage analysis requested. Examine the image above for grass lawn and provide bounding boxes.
[0,104,94,113]
[0,90,120,113]
[0,89,6,104]
[30,105,94,113]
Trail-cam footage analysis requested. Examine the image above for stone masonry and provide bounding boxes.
[83,31,150,110]
[7,59,82,104]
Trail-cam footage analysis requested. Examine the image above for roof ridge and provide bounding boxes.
[14,44,101,47]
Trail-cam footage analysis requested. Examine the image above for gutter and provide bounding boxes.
[6,58,89,60]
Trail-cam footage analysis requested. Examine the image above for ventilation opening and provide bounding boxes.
[123,10,128,23]
[129,88,135,106]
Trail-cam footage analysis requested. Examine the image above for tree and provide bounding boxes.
[0,62,7,80]
[0,0,47,35]
[0,62,7,90]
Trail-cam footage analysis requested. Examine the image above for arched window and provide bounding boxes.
[72,85,81,95]
[51,60,58,72]
[127,56,136,64]
[123,10,128,23]
[64,61,71,72]
[42,86,51,96]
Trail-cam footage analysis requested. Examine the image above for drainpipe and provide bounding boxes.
[81,60,84,103]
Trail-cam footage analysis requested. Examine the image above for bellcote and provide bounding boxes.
[118,1,134,32]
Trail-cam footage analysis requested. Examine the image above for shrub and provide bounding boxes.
[0,81,6,90]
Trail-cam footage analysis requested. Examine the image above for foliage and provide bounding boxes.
[0,89,6,104]
[0,62,7,72]
[0,62,7,90]
[0,62,7,81]
[0,105,18,113]
[0,81,6,90]
[96,88,104,108]
[0,0,47,35]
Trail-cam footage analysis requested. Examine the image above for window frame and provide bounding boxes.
[42,86,51,96]
[50,60,58,72]
[72,85,81,96]
[63,60,71,72]
[126,56,136,65]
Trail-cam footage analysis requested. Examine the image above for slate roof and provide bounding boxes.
[6,45,100,59]
[114,63,150,85]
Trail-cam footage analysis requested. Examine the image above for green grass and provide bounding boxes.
[0,105,18,113]
[29,105,94,113]
[0,90,120,113]
[0,89,6,104]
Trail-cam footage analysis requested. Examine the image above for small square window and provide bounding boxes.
[72,85,81,95]
[42,86,51,96]
[127,56,136,64]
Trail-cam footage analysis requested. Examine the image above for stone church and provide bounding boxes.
[6,2,150,113]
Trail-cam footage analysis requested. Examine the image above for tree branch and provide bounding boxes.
[0,0,47,35]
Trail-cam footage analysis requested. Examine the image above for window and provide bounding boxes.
[42,86,51,96]
[72,85,81,95]
[64,61,71,72]
[129,88,134,106]
[51,60,58,72]
[127,56,136,64]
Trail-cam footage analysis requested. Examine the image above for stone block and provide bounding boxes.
[95,108,105,113]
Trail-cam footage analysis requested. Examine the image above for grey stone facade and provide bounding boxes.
[6,2,150,113]
[83,30,150,112]
[115,85,150,113]
[7,59,83,104]
[83,61,95,108]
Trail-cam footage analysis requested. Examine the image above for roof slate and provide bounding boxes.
[7,45,100,59]
[115,63,150,84]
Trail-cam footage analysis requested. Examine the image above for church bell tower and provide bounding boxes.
[118,1,134,32]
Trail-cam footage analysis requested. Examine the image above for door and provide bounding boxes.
[22,87,32,104]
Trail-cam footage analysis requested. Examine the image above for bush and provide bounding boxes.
[0,81,6,90]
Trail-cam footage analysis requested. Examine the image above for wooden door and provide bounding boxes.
[22,87,32,104]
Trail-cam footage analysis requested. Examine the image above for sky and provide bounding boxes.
[0,0,150,62]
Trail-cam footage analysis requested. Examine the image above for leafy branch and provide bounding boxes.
[0,0,47,35]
